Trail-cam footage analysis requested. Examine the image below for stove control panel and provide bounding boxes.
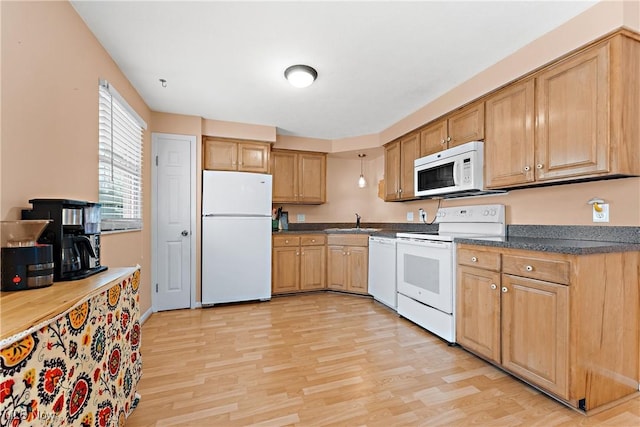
[435,204,505,223]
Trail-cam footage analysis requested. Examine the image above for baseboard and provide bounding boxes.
[140,307,153,325]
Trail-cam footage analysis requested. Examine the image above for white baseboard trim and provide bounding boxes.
[140,307,154,325]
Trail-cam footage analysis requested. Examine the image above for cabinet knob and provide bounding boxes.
[447,136,451,142]
[285,240,289,244]
[441,139,446,145]
[490,284,497,290]
[296,252,299,256]
[311,239,315,243]
[501,287,508,293]
[347,252,351,256]
[398,188,403,194]
[301,251,304,256]
[536,164,544,169]
[471,256,477,263]
[524,166,531,172]
[342,252,346,256]
[526,265,533,272]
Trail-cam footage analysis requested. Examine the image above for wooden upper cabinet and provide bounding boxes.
[384,132,420,201]
[419,101,485,157]
[484,79,536,188]
[535,42,610,181]
[420,121,448,157]
[203,137,270,173]
[447,101,485,147]
[384,140,401,200]
[271,149,326,204]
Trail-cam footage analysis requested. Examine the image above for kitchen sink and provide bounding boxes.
[323,228,380,233]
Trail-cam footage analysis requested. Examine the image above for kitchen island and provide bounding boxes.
[0,266,141,426]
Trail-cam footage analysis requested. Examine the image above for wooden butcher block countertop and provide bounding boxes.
[0,266,137,342]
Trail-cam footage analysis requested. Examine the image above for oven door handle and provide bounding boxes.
[397,239,452,249]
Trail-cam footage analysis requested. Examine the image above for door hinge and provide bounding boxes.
[155,155,158,166]
[155,283,158,293]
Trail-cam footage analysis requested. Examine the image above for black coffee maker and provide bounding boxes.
[22,199,108,281]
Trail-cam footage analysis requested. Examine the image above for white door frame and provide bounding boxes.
[151,132,197,311]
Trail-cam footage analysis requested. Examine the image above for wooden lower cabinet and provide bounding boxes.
[456,243,640,412]
[327,234,369,295]
[272,234,325,294]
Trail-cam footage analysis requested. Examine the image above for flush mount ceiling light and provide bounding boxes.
[358,153,367,188]
[284,64,317,88]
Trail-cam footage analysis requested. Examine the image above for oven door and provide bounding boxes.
[396,238,453,313]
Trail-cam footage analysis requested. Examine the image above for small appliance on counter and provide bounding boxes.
[22,199,107,281]
[1,220,54,291]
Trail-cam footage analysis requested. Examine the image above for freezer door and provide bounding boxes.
[201,216,272,304]
[202,170,272,216]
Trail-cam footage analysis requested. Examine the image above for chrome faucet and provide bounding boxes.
[355,213,361,229]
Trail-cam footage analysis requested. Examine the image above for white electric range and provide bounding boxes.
[396,204,505,343]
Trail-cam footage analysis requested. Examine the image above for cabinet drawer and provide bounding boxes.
[327,234,369,246]
[502,254,570,285]
[457,247,501,271]
[301,235,326,246]
[273,235,301,247]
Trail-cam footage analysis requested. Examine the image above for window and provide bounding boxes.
[98,80,146,231]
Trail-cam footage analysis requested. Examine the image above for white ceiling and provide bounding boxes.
[71,0,597,140]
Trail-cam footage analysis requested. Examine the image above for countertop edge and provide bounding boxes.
[454,237,640,255]
[0,266,138,343]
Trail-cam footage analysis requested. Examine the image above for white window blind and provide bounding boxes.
[98,80,146,231]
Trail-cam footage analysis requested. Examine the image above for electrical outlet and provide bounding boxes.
[593,204,609,223]
[297,214,305,222]
[406,212,414,222]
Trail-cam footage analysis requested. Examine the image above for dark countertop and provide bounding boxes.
[455,235,640,255]
[275,223,639,254]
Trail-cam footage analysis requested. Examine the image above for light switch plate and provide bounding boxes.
[297,214,305,222]
[406,212,414,221]
[593,204,609,222]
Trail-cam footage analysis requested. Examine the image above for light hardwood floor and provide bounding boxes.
[126,293,640,426]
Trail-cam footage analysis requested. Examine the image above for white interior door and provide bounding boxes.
[152,133,195,311]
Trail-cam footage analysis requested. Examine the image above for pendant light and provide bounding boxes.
[358,154,367,188]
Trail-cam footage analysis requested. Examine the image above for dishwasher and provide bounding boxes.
[368,235,397,310]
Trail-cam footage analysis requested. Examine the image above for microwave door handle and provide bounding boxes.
[452,160,460,186]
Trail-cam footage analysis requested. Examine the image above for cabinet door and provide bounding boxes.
[399,133,420,200]
[298,152,326,204]
[384,141,401,201]
[484,79,535,188]
[535,42,610,181]
[501,274,569,399]
[448,101,485,147]
[300,245,326,290]
[346,246,368,294]
[203,138,237,170]
[327,245,347,290]
[272,246,300,294]
[456,266,501,363]
[271,151,298,203]
[420,120,448,157]
[238,142,269,173]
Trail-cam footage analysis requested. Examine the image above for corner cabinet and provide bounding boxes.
[327,234,369,294]
[271,149,326,204]
[203,136,270,173]
[384,132,420,201]
[456,244,640,412]
[485,32,640,188]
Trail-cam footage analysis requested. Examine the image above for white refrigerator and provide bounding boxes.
[201,170,272,305]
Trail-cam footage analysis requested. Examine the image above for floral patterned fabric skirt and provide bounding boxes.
[0,268,142,426]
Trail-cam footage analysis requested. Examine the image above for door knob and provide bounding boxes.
[181,230,189,236]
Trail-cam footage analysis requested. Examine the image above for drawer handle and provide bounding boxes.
[490,284,497,290]
[524,166,530,172]
[501,287,508,293]
[536,164,544,169]
[471,256,477,262]
[285,240,289,244]
[525,265,533,272]
[311,239,315,243]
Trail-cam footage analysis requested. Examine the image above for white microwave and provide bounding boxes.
[414,141,497,198]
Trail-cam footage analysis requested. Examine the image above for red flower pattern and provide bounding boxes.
[44,367,64,393]
[0,379,14,403]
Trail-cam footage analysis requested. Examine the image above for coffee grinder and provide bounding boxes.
[1,220,54,291]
